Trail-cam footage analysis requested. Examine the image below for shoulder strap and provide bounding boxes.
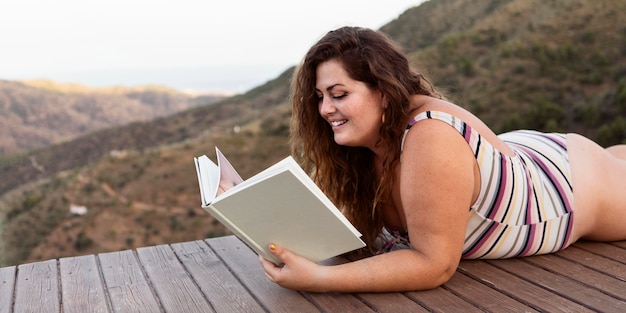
[401,111,471,152]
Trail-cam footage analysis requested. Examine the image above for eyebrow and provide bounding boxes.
[316,83,345,92]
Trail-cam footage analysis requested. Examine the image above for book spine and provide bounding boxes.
[203,204,280,264]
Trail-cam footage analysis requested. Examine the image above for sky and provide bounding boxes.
[0,0,424,93]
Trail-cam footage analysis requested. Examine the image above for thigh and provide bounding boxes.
[606,144,626,160]
[567,133,626,241]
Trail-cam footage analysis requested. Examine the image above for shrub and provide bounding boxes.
[75,232,93,251]
[596,117,626,147]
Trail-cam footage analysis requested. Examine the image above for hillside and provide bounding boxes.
[1,0,625,266]
[0,80,224,155]
[0,68,293,197]
[0,69,294,265]
[383,0,626,144]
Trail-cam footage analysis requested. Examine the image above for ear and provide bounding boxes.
[381,93,389,109]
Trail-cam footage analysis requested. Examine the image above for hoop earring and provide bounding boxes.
[381,111,386,124]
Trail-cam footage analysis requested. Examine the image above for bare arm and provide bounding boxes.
[261,120,477,292]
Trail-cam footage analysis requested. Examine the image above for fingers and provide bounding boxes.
[259,245,323,291]
[269,243,290,263]
[259,255,278,271]
[260,244,288,283]
[259,256,275,279]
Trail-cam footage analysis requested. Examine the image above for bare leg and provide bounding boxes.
[567,134,626,242]
[606,144,626,160]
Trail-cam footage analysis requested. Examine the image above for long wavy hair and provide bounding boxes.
[290,26,444,249]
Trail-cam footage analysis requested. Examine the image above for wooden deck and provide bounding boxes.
[1,235,625,312]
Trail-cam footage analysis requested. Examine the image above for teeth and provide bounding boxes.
[331,120,346,126]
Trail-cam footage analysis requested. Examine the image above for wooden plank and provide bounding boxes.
[136,244,214,313]
[0,266,16,313]
[293,248,375,312]
[322,252,429,312]
[443,270,538,312]
[525,253,626,301]
[557,245,626,280]
[4,237,626,313]
[357,293,430,313]
[405,286,484,313]
[207,236,321,312]
[59,255,108,313]
[14,260,60,313]
[171,240,265,312]
[303,292,378,313]
[488,258,626,312]
[573,241,626,264]
[610,240,626,249]
[458,260,594,312]
[98,250,162,313]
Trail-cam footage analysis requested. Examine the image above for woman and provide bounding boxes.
[259,26,626,292]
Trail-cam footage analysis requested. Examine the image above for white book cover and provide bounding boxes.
[194,147,366,264]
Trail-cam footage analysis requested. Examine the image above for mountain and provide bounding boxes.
[1,0,625,266]
[0,79,224,155]
[382,0,626,143]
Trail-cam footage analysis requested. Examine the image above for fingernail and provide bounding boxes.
[269,244,276,251]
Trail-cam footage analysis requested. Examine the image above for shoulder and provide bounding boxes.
[398,109,477,258]
[402,118,475,172]
[400,117,477,200]
[401,95,478,177]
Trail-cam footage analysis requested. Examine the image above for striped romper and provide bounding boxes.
[379,110,575,259]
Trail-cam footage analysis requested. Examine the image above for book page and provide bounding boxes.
[194,155,220,206]
[215,156,291,201]
[215,147,244,196]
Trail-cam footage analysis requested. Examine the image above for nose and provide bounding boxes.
[318,96,336,117]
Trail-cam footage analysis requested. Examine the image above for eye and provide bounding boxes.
[332,93,347,99]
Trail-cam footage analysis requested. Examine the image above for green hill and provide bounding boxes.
[383,0,626,143]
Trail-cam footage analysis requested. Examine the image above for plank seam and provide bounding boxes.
[486,259,603,312]
[133,249,167,313]
[56,259,63,313]
[8,267,17,313]
[455,264,544,312]
[94,253,115,313]
[170,241,218,313]
[204,238,272,313]
[557,247,626,280]
[440,271,532,312]
[550,253,626,301]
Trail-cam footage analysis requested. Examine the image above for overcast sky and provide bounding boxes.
[0,0,425,92]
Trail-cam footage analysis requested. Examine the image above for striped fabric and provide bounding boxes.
[403,111,575,259]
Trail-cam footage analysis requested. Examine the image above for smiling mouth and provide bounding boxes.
[330,120,347,127]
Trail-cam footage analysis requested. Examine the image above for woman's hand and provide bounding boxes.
[259,244,329,292]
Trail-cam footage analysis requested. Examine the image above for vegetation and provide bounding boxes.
[1,0,625,266]
[384,0,626,146]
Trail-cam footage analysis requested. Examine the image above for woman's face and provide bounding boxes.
[316,59,384,150]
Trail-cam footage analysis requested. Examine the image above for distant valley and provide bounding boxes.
[0,79,225,155]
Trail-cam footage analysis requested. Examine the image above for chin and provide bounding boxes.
[333,137,357,147]
[332,137,349,146]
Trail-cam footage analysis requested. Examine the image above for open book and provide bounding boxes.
[194,147,366,264]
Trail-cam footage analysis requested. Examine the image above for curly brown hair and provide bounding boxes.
[290,26,443,249]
